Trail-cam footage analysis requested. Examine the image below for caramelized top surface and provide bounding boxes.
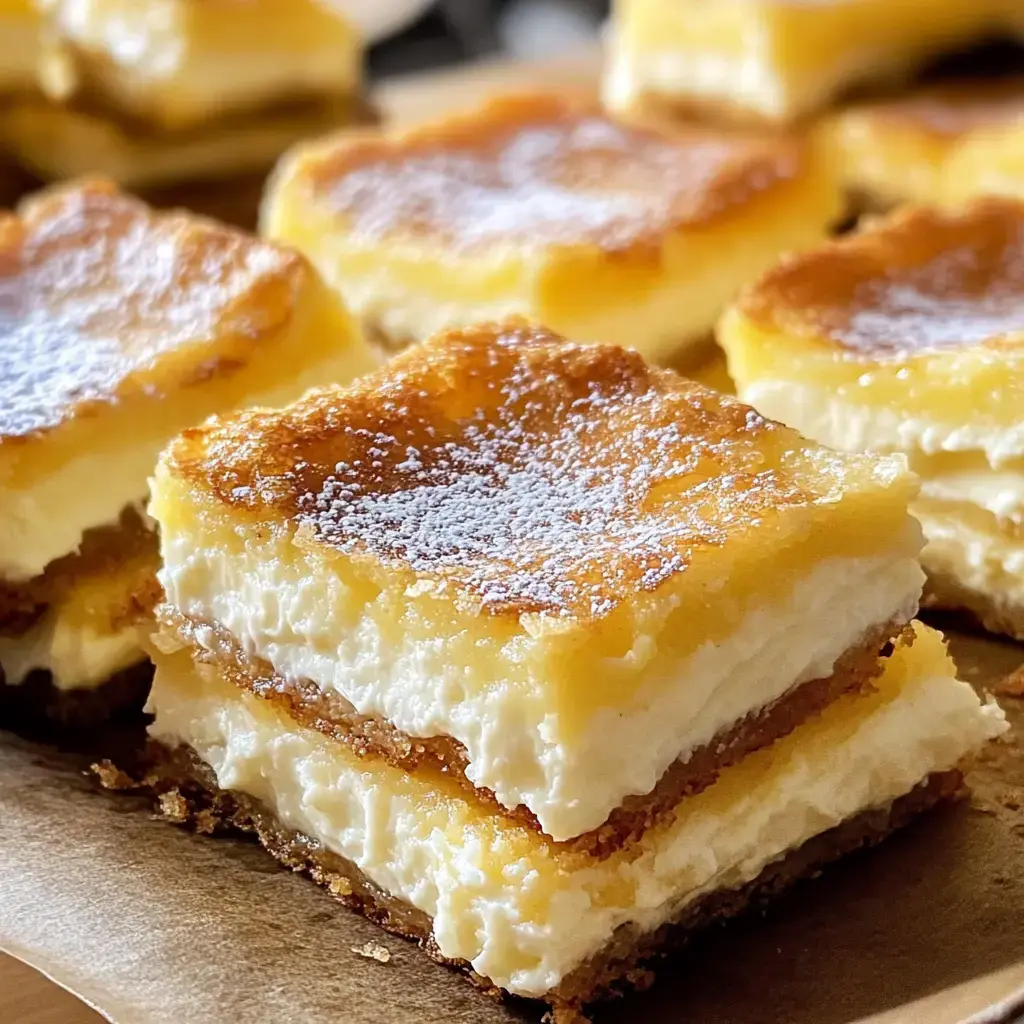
[296,93,803,255]
[0,180,307,442]
[167,320,890,621]
[842,78,1024,139]
[736,198,1024,357]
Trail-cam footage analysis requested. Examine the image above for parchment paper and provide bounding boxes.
[1,627,1022,1024]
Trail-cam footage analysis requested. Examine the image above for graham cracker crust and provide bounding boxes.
[98,742,962,1020]
[0,506,161,636]
[0,659,153,732]
[161,609,908,855]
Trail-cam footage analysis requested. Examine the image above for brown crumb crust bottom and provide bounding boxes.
[923,571,1024,642]
[98,744,962,1021]
[165,610,908,856]
[0,505,161,636]
[0,659,153,733]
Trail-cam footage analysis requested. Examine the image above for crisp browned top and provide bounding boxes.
[167,320,865,621]
[737,198,1024,356]
[0,179,306,442]
[847,77,1024,138]
[298,93,804,254]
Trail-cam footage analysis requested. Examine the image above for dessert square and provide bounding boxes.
[1,0,367,190]
[603,0,1012,124]
[0,178,373,727]
[824,78,1024,210]
[262,92,840,361]
[719,197,1024,637]
[152,317,925,848]
[136,321,1006,1015]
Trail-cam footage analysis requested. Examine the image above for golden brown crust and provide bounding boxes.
[159,608,907,855]
[294,92,805,255]
[0,178,308,442]
[165,319,840,621]
[841,77,1024,140]
[105,742,962,1015]
[736,197,1024,357]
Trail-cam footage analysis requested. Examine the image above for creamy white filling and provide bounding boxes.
[0,447,149,582]
[918,510,1024,608]
[602,42,790,119]
[0,612,145,691]
[148,659,1006,997]
[919,467,1024,524]
[42,3,359,126]
[741,380,1024,467]
[162,534,924,841]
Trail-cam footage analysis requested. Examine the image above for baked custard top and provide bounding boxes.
[166,319,905,622]
[0,179,307,442]
[295,93,804,255]
[736,198,1024,357]
[841,77,1024,139]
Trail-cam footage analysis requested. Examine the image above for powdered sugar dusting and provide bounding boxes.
[184,322,842,621]
[743,198,1024,356]
[312,95,799,254]
[0,181,301,440]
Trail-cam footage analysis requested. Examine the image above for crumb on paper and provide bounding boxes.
[995,665,1024,698]
[328,877,353,897]
[157,790,190,823]
[91,759,135,789]
[351,941,391,963]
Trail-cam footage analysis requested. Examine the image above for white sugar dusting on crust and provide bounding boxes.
[171,322,845,622]
[0,180,300,440]
[312,96,799,253]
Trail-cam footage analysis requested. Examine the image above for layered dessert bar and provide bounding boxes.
[1,0,368,196]
[135,319,1006,1015]
[603,0,1010,124]
[720,197,1024,637]
[0,178,372,728]
[825,78,1024,210]
[262,93,840,360]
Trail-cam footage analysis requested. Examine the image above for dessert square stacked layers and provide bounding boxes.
[1,0,367,191]
[0,178,373,727]
[262,93,840,361]
[140,319,1006,1015]
[824,78,1024,210]
[721,197,1024,637]
[603,0,1011,123]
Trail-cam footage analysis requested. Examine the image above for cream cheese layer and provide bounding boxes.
[160,526,924,841]
[148,625,1006,998]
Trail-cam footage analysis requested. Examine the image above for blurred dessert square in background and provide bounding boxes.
[0,178,373,731]
[0,0,372,227]
[134,318,1005,1018]
[720,196,1024,639]
[262,91,840,361]
[603,0,1021,124]
[823,77,1024,211]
